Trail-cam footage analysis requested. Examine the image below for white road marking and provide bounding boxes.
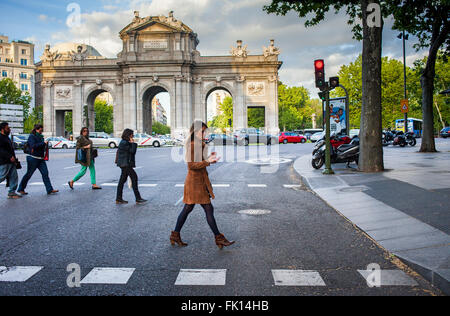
[64,166,78,170]
[63,183,85,186]
[358,270,418,286]
[283,184,303,189]
[248,184,267,188]
[30,182,44,186]
[80,268,135,285]
[102,183,118,187]
[272,270,326,286]
[0,266,43,282]
[212,184,230,188]
[140,184,158,187]
[175,269,227,286]
[175,184,184,187]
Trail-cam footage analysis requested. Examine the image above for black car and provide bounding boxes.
[234,128,276,146]
[206,134,235,146]
[440,127,450,138]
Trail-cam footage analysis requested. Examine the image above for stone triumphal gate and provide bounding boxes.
[35,11,282,138]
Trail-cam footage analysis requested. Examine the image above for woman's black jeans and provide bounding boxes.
[116,166,142,201]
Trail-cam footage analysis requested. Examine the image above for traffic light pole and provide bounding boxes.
[323,85,334,175]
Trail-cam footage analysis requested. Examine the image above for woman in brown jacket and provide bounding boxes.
[170,121,235,249]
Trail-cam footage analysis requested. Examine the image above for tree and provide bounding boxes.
[152,121,171,135]
[331,55,424,129]
[94,100,114,134]
[264,0,388,172]
[0,78,32,107]
[23,105,43,133]
[388,0,449,152]
[208,96,234,130]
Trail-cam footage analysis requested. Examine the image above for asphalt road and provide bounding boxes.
[0,143,439,296]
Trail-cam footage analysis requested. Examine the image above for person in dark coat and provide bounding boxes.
[115,128,147,205]
[0,122,21,199]
[170,120,235,250]
[18,124,58,195]
[68,127,102,190]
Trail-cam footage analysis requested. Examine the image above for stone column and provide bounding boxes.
[42,80,54,137]
[233,76,246,131]
[114,79,124,137]
[72,80,83,136]
[193,77,203,121]
[129,76,137,131]
[174,75,184,138]
[184,76,193,128]
[267,75,279,136]
[136,80,143,133]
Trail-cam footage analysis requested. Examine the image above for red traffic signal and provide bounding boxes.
[314,59,325,89]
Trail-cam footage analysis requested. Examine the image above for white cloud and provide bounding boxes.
[39,14,48,22]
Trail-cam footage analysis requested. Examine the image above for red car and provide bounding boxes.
[279,132,307,144]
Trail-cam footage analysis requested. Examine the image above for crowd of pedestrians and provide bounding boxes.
[0,120,234,249]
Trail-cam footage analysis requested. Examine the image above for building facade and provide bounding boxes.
[35,11,282,138]
[152,98,168,126]
[0,35,36,107]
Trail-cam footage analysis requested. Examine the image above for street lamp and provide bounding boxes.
[398,31,409,132]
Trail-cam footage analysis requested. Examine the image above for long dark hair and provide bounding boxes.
[80,127,89,137]
[189,120,208,142]
[121,128,134,141]
[31,124,43,135]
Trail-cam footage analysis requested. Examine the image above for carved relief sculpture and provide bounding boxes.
[247,82,265,96]
[56,87,72,99]
[230,40,248,58]
[70,45,88,62]
[263,39,281,58]
[42,44,58,62]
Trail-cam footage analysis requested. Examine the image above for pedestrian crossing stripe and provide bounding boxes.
[175,269,227,286]
[272,270,326,286]
[80,267,135,285]
[0,267,419,287]
[0,266,43,282]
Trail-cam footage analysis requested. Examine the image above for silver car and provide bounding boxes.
[89,132,121,148]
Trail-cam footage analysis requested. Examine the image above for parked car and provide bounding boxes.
[46,137,76,149]
[134,133,166,147]
[89,132,121,148]
[10,134,27,150]
[206,134,235,146]
[440,127,450,138]
[279,132,307,144]
[310,131,325,143]
[234,128,276,146]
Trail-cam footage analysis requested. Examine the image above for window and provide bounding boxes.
[2,70,7,77]
[21,49,27,55]
[20,59,28,66]
[0,47,3,54]
[21,84,28,91]
[20,73,27,79]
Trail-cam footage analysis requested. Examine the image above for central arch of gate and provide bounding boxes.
[35,11,282,138]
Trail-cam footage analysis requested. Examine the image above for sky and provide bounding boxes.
[1,0,429,125]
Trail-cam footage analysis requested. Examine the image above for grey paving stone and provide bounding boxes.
[379,232,450,252]
[368,223,439,241]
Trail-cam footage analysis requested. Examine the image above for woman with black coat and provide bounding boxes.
[115,129,147,205]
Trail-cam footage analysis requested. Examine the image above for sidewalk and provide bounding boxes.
[294,139,450,294]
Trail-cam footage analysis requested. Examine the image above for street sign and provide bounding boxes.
[0,104,24,134]
[401,99,409,113]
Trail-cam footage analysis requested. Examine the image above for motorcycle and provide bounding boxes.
[382,130,416,147]
[311,135,360,169]
[312,133,352,156]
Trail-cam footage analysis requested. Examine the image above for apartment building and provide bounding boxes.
[0,35,36,107]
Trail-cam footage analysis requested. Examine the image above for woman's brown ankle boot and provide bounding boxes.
[215,234,235,249]
[170,231,188,247]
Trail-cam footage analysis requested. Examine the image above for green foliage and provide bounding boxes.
[94,100,114,134]
[65,111,73,134]
[331,53,450,130]
[248,108,265,129]
[0,78,32,107]
[152,121,171,135]
[209,96,234,129]
[278,82,322,131]
[23,105,43,134]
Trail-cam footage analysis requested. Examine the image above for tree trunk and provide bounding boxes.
[419,43,439,152]
[359,0,384,172]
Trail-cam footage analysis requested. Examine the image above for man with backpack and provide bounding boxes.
[0,122,21,199]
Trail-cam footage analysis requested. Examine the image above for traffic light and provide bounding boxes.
[329,76,339,89]
[318,91,325,101]
[314,59,325,90]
